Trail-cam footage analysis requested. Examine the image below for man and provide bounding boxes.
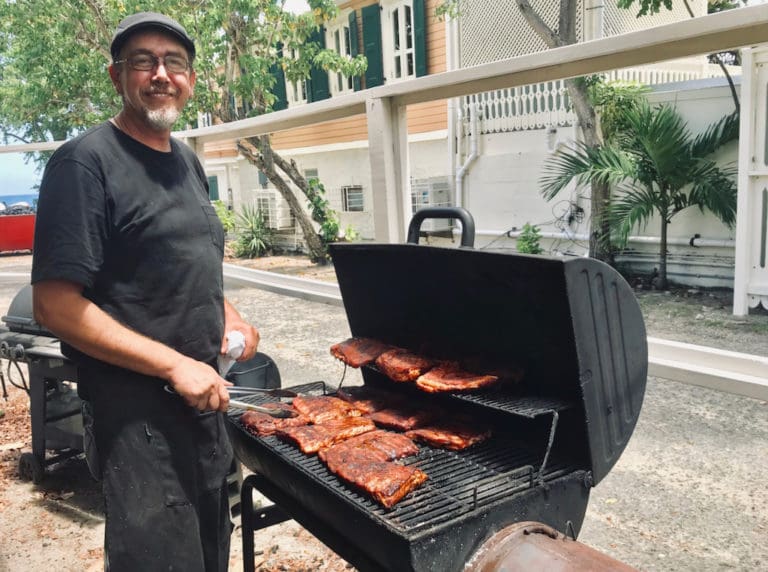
[31,12,257,571]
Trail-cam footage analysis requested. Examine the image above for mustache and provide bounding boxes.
[147,86,178,96]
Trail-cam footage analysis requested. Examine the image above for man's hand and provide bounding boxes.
[167,356,232,412]
[222,299,260,362]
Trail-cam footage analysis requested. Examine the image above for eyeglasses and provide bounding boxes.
[115,54,191,74]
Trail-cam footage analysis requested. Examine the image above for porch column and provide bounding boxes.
[366,97,410,243]
[734,46,768,314]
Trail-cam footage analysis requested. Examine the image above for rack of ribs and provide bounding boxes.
[291,395,363,424]
[276,416,376,454]
[375,349,436,382]
[330,337,393,368]
[325,453,428,508]
[240,403,308,437]
[414,362,500,393]
[369,406,439,432]
[335,386,406,414]
[318,430,419,465]
[406,421,493,451]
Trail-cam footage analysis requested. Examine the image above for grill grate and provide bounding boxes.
[450,391,574,418]
[229,393,577,538]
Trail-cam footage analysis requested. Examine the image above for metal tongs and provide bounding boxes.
[163,385,299,418]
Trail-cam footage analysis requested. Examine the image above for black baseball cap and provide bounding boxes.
[110,12,196,60]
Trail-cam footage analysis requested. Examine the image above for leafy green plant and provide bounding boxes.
[305,177,340,252]
[516,223,544,254]
[541,101,738,289]
[212,200,236,233]
[233,205,274,259]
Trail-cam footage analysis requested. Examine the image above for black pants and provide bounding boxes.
[81,367,233,572]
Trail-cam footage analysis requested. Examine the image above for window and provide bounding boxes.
[342,185,364,212]
[326,19,354,96]
[285,46,308,107]
[383,0,415,82]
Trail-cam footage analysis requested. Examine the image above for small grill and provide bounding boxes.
[227,208,648,571]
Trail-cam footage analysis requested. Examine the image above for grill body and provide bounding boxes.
[228,209,648,570]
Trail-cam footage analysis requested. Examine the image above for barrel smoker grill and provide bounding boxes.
[227,209,648,572]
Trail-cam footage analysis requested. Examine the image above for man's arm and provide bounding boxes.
[222,298,260,362]
[33,279,231,412]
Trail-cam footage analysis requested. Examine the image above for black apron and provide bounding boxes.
[81,367,233,572]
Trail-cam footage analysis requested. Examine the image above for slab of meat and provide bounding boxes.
[406,421,492,451]
[375,349,435,382]
[369,406,438,432]
[276,416,376,454]
[330,337,392,368]
[240,404,308,437]
[415,362,499,393]
[291,395,363,423]
[335,386,405,414]
[318,430,419,465]
[328,454,428,508]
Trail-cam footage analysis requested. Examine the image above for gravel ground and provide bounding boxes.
[0,252,766,571]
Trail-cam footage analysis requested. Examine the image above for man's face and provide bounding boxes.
[109,30,196,131]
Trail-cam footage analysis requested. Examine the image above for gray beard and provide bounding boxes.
[145,107,180,130]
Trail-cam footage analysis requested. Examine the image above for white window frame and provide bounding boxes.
[284,46,308,107]
[381,0,415,84]
[341,185,365,212]
[326,12,355,97]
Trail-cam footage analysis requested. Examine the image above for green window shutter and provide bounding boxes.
[348,10,361,91]
[362,4,384,89]
[270,43,288,111]
[413,0,427,77]
[207,175,219,201]
[308,28,330,102]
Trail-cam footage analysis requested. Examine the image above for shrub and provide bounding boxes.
[516,223,544,254]
[212,200,236,233]
[233,205,274,258]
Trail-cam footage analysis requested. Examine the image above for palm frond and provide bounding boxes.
[608,185,659,247]
[539,141,635,201]
[690,111,739,157]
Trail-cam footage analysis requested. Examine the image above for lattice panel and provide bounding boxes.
[603,0,706,37]
[459,0,584,67]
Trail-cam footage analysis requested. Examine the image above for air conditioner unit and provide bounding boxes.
[410,177,453,232]
[253,190,294,229]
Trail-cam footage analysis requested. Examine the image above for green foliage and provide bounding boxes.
[342,225,360,242]
[435,0,462,20]
[212,200,236,233]
[586,77,650,142]
[540,100,738,287]
[0,0,365,156]
[305,177,340,249]
[233,205,274,259]
[516,223,544,255]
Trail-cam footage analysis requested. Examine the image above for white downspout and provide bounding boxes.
[455,103,479,211]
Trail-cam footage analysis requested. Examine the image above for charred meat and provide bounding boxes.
[415,362,499,393]
[292,395,363,424]
[330,337,393,368]
[375,349,435,382]
[276,416,376,454]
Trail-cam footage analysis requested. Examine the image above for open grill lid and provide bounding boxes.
[328,236,647,485]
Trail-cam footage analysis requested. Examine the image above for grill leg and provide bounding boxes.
[241,474,291,572]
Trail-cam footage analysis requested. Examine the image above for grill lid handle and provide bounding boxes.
[407,207,475,248]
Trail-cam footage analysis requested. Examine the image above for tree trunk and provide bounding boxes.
[516,0,612,262]
[237,137,327,262]
[658,216,669,291]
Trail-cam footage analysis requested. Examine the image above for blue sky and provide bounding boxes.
[0,152,40,197]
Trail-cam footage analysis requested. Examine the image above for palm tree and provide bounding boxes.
[540,101,739,289]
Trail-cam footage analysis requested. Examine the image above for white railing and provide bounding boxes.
[463,63,742,135]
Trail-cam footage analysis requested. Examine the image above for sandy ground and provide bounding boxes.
[0,252,766,571]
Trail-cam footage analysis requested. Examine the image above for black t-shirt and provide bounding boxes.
[32,122,225,375]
